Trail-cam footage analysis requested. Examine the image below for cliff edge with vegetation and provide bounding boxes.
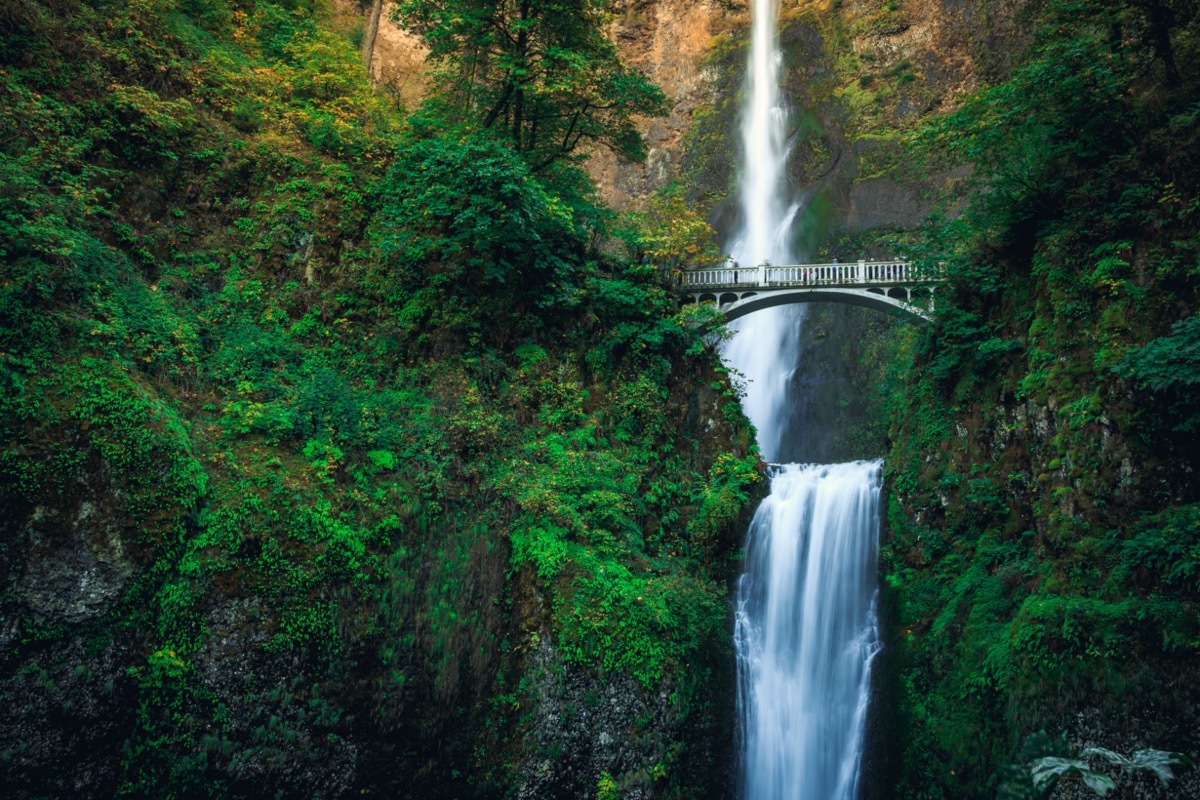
[0,2,761,797]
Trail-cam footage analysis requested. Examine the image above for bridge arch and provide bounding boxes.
[679,260,939,324]
[690,287,932,324]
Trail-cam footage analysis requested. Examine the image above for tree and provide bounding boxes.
[393,0,666,172]
[361,0,385,71]
[622,185,722,275]
[373,129,584,334]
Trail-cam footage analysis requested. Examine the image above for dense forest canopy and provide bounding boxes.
[879,0,1200,796]
[0,1,753,797]
[394,0,667,170]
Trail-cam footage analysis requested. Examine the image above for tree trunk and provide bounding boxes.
[512,0,530,150]
[1141,0,1181,88]
[361,0,385,75]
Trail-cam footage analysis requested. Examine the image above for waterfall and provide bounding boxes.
[722,0,804,464]
[733,463,882,800]
[723,0,883,798]
[729,0,793,266]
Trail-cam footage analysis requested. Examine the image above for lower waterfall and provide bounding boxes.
[733,462,882,800]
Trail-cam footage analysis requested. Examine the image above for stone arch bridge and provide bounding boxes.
[680,260,940,323]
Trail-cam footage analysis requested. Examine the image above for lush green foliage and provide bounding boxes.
[878,1,1200,797]
[1116,312,1200,430]
[0,1,754,796]
[996,731,1194,799]
[393,0,666,172]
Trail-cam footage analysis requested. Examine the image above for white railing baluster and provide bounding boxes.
[681,260,936,292]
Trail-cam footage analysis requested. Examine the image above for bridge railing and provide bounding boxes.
[684,268,764,288]
[680,260,939,289]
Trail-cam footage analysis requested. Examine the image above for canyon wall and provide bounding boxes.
[354,0,1024,235]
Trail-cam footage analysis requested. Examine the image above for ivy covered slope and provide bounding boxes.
[881,2,1200,797]
[0,2,761,797]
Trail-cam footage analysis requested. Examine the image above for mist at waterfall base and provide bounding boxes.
[722,0,884,797]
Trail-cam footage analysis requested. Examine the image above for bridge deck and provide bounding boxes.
[681,260,937,290]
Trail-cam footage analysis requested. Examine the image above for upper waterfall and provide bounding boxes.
[722,0,802,463]
[729,0,795,266]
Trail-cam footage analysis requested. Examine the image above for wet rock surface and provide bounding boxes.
[0,636,134,797]
[16,497,137,624]
[513,639,691,800]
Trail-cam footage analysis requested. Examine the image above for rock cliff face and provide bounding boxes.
[598,0,1027,232]
[352,0,740,210]
[0,368,752,800]
[366,2,429,108]
[680,0,1031,254]
[334,0,428,108]
[353,0,1020,230]
[589,0,741,210]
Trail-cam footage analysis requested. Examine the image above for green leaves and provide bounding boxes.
[1080,746,1196,785]
[0,3,755,794]
[1000,732,1194,799]
[1116,313,1200,429]
[379,130,575,292]
[394,0,666,170]
[883,3,1200,798]
[1116,313,1200,392]
[1031,757,1116,795]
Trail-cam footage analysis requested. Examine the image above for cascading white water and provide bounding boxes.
[733,463,882,800]
[722,0,883,797]
[721,0,805,463]
[729,0,793,265]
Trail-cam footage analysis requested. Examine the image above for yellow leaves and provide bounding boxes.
[232,10,250,41]
[644,192,719,267]
[148,647,188,677]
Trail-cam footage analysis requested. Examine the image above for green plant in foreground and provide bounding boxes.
[998,731,1194,799]
[597,770,621,800]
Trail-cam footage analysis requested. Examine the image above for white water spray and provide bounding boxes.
[723,0,883,797]
[734,463,882,800]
